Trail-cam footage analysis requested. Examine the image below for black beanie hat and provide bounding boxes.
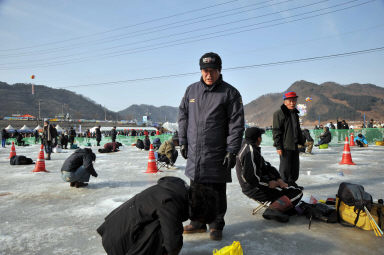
[199,52,222,70]
[245,127,265,142]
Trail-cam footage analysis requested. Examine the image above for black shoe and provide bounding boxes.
[209,229,222,241]
[183,224,207,234]
[262,208,289,223]
[70,182,76,187]
[75,182,88,188]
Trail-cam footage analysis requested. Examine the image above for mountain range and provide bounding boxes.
[1,80,383,126]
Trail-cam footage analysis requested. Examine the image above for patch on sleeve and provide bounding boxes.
[189,98,196,103]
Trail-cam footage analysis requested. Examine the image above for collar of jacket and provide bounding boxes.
[280,103,299,115]
[244,140,261,152]
[200,74,223,91]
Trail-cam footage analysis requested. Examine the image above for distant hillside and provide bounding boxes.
[0,81,115,120]
[118,104,179,123]
[245,80,384,126]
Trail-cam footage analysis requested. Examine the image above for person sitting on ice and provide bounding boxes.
[97,176,217,255]
[354,133,368,147]
[135,139,144,150]
[60,148,98,188]
[157,138,178,166]
[315,126,332,146]
[143,135,151,151]
[236,127,303,223]
[98,142,123,153]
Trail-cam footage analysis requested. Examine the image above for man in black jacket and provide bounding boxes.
[273,92,305,189]
[315,126,332,146]
[60,148,98,188]
[42,120,57,160]
[236,127,303,222]
[178,52,244,240]
[95,125,102,146]
[68,127,76,148]
[111,127,117,143]
[97,176,217,255]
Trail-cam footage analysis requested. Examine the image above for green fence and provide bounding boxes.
[6,129,384,147]
[261,128,384,146]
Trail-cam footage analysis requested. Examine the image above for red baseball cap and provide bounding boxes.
[283,91,298,100]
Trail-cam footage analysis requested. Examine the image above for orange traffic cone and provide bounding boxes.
[349,133,356,146]
[339,137,355,165]
[145,144,159,173]
[33,144,49,172]
[9,142,16,159]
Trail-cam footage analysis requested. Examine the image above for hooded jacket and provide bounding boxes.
[272,104,305,151]
[178,75,244,183]
[61,148,97,176]
[97,176,189,255]
[236,139,281,198]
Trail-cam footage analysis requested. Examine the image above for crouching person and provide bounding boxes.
[98,142,122,153]
[158,139,178,166]
[236,127,303,223]
[97,176,217,255]
[61,148,98,188]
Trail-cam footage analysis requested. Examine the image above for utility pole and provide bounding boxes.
[38,100,41,124]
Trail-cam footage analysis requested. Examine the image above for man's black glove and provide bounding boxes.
[180,144,188,159]
[223,152,237,170]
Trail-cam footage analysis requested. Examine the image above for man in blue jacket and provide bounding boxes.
[178,52,245,240]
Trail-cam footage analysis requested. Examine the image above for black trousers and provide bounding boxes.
[189,180,227,231]
[246,186,303,206]
[279,149,300,184]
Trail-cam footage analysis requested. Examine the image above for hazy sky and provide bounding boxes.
[0,0,383,111]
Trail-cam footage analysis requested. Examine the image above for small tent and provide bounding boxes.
[55,124,64,133]
[20,125,33,133]
[34,125,42,131]
[5,125,15,132]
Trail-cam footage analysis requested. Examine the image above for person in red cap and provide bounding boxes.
[272,91,305,189]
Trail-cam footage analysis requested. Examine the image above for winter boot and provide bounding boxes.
[45,153,51,160]
[183,224,207,234]
[263,195,293,223]
[75,182,88,188]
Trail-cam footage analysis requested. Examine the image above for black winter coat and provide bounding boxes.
[69,129,76,143]
[178,76,244,183]
[272,104,305,151]
[97,176,189,255]
[61,148,97,176]
[143,138,151,150]
[319,129,332,144]
[236,140,281,198]
[111,129,117,140]
[96,128,102,141]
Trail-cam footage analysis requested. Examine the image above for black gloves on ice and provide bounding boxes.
[180,144,188,159]
[223,152,237,170]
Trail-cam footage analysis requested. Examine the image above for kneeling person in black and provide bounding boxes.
[97,176,217,255]
[236,127,303,223]
[61,148,98,188]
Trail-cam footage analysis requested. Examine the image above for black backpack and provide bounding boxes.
[336,182,372,226]
[10,155,34,165]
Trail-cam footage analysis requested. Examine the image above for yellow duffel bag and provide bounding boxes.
[337,197,384,231]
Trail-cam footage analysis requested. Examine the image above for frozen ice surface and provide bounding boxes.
[0,143,383,255]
